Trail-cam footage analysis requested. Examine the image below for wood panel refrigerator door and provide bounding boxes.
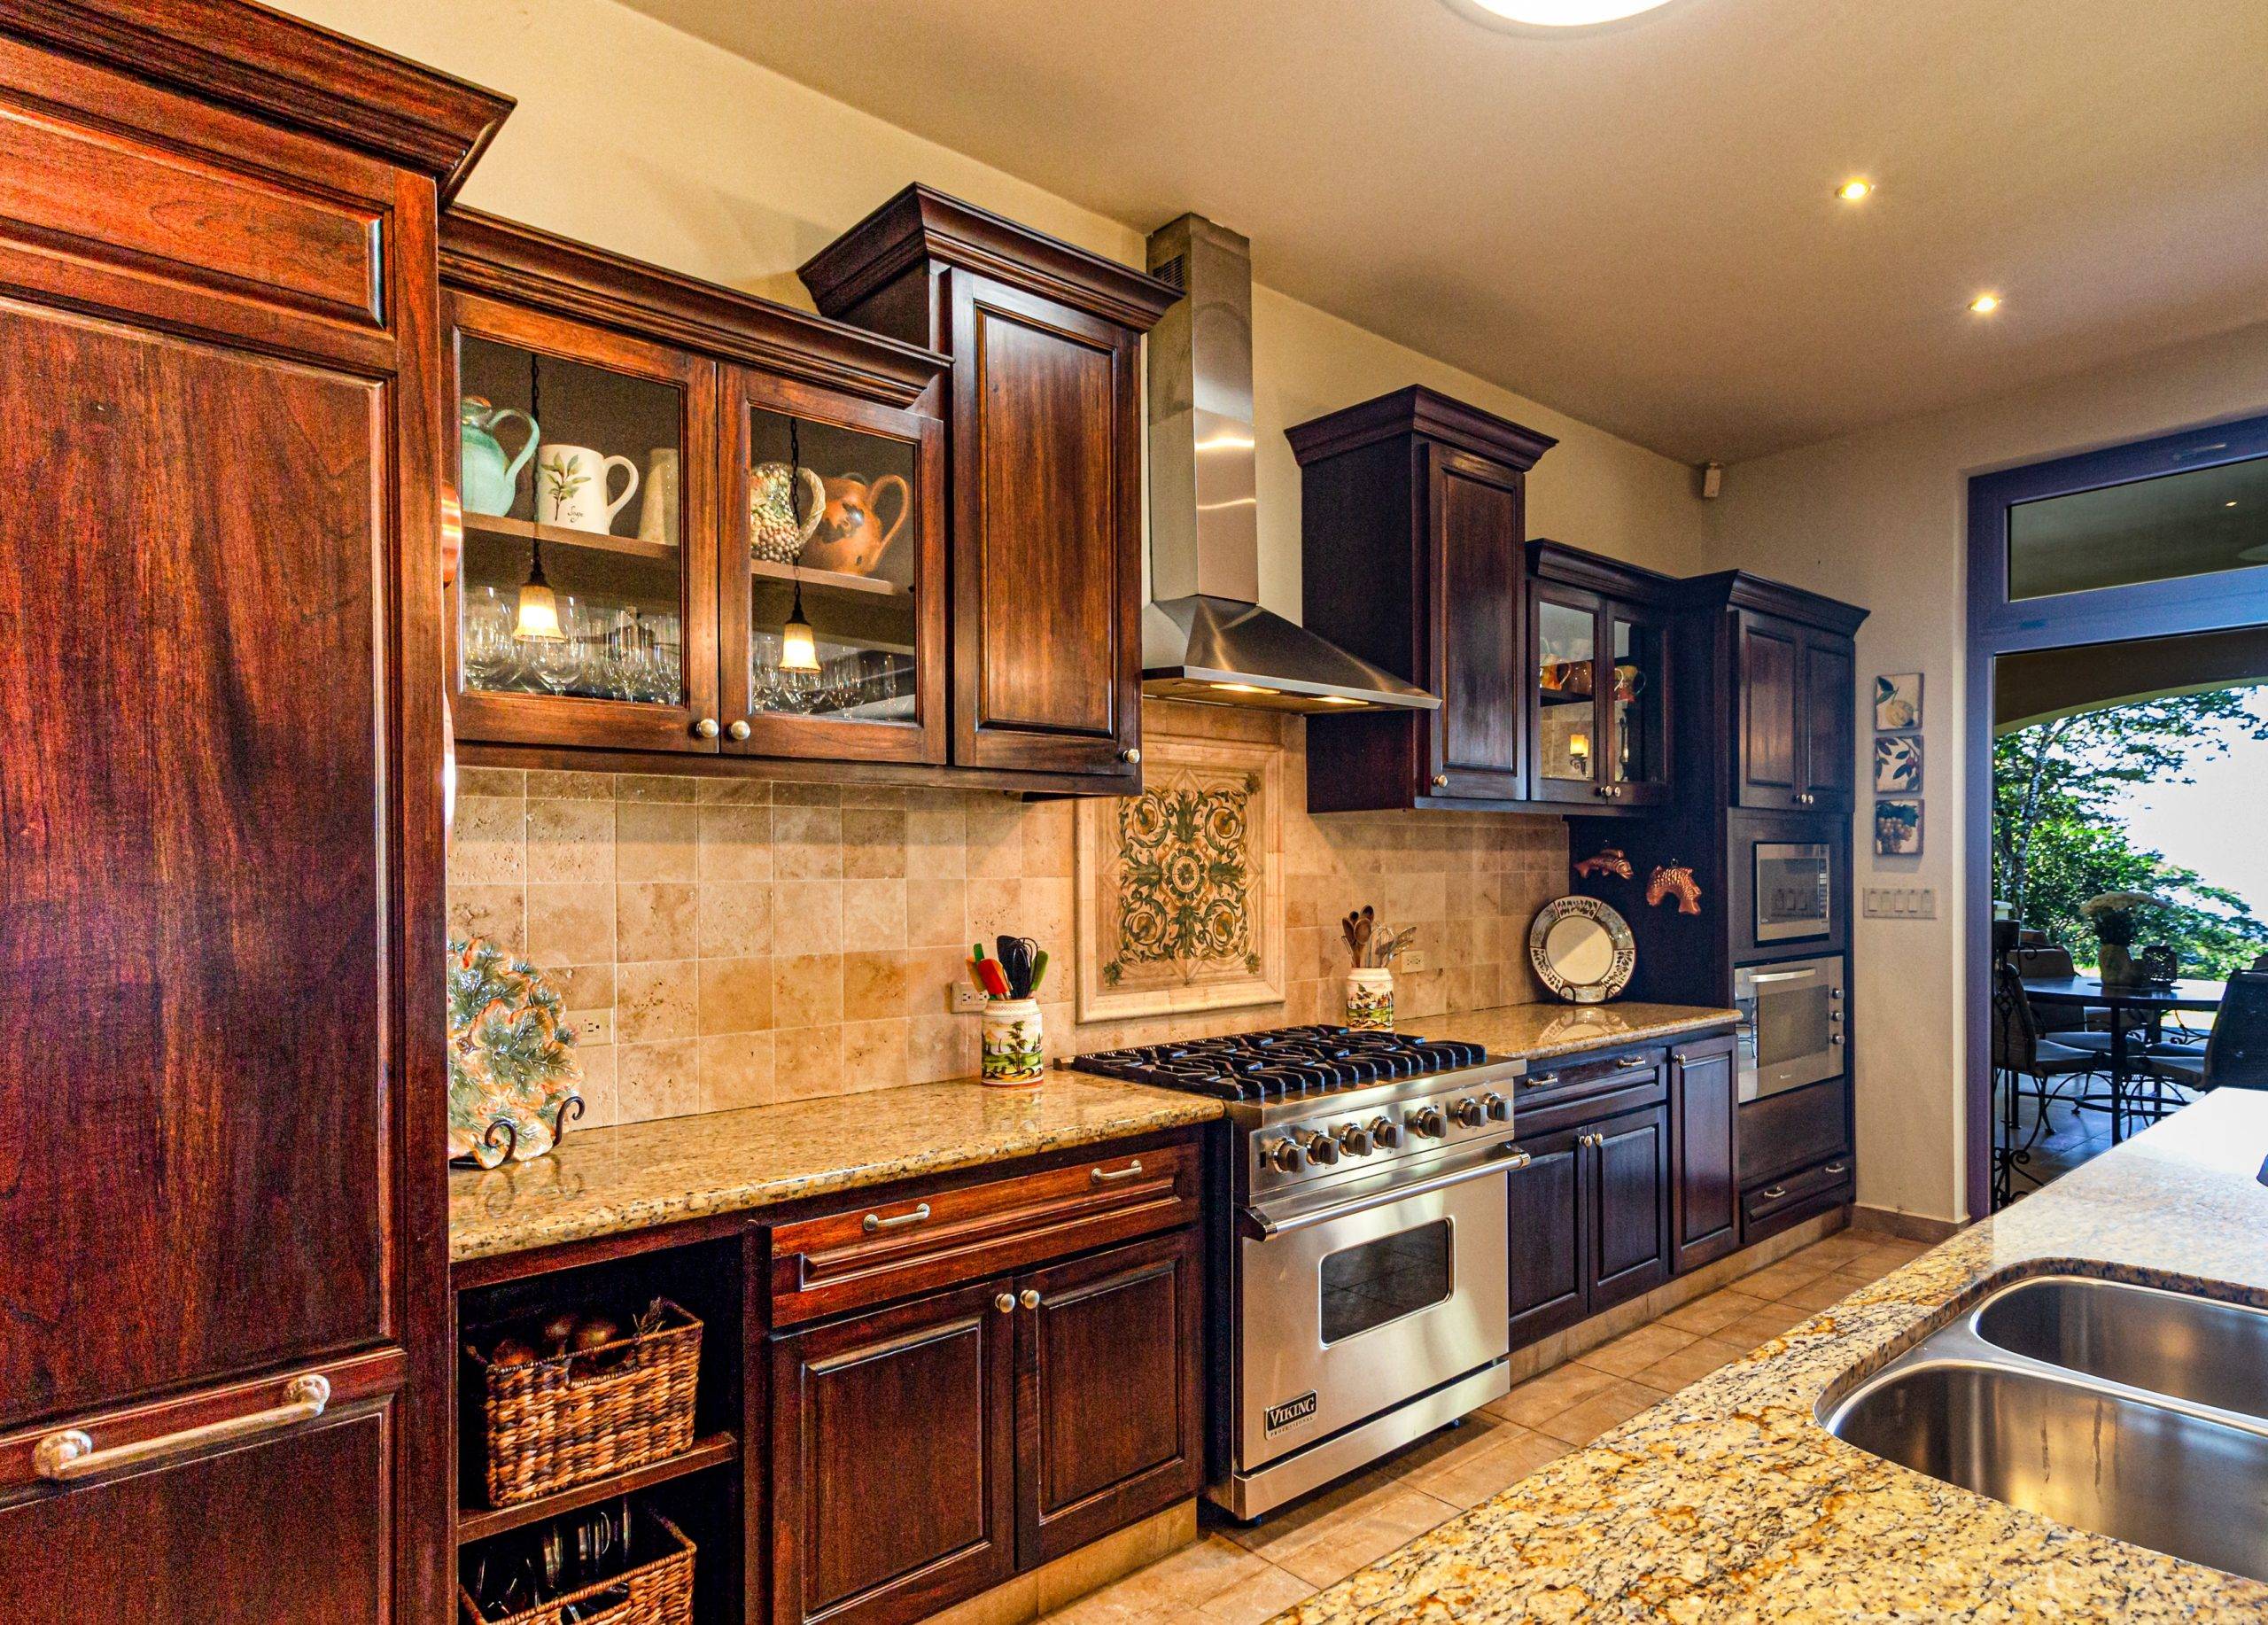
[1425,447,1527,802]
[1506,1125,1589,1347]
[1799,634,1855,810]
[1735,615,1803,809]
[0,299,403,1618]
[771,1282,1019,1625]
[949,274,1140,779]
[1016,1229,1202,1566]
[1589,1104,1673,1311]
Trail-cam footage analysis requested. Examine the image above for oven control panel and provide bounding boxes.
[1248,1081,1515,1193]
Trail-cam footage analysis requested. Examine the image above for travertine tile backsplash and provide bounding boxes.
[447,703,1567,1128]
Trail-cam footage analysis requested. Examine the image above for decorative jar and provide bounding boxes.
[981,997,1045,1085]
[1344,968,1394,1031]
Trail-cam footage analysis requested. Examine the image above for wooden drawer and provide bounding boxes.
[1737,1078,1849,1185]
[769,1141,1199,1326]
[1741,1152,1853,1240]
[1516,1045,1667,1109]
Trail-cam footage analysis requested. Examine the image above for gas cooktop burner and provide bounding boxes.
[1072,1025,1488,1100]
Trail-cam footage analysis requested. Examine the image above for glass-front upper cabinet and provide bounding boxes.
[719,366,945,765]
[447,292,719,752]
[1528,581,1673,808]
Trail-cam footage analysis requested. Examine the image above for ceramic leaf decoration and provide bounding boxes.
[447,937,582,1168]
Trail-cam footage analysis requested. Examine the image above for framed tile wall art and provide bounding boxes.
[1874,733,1922,794]
[1875,797,1923,856]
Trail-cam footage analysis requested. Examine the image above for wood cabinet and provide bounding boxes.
[1505,1049,1678,1346]
[800,186,1178,784]
[1731,608,1857,812]
[1527,543,1678,811]
[1670,1036,1740,1273]
[0,7,507,1621]
[1293,387,1557,811]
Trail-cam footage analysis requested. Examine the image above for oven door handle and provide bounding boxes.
[1742,968,1819,986]
[1238,1147,1531,1240]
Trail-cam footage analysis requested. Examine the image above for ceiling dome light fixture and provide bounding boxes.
[1448,0,1682,30]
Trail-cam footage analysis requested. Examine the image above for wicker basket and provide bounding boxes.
[466,1300,702,1507]
[457,1511,695,1625]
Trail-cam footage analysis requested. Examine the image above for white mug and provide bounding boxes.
[535,442,640,534]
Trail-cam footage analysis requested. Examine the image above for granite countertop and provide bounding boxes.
[1282,1090,2268,1622]
[447,999,1734,1263]
[448,1074,1222,1263]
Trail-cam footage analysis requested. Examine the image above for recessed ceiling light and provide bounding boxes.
[1449,0,1678,27]
[1837,179,1873,203]
[1969,293,2002,315]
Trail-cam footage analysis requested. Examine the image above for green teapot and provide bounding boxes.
[460,396,538,517]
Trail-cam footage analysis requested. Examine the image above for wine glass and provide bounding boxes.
[530,595,586,695]
[461,585,521,692]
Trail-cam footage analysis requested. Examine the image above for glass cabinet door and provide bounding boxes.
[447,293,718,751]
[1533,589,1604,803]
[1608,610,1670,803]
[720,368,945,764]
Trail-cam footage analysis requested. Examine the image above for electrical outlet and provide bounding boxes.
[1399,949,1425,973]
[947,984,987,1015]
[570,1009,612,1045]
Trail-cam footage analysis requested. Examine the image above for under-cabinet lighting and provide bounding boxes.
[1211,682,1278,696]
[1317,696,1368,706]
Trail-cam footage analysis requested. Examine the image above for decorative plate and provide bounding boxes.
[1529,896,1636,1005]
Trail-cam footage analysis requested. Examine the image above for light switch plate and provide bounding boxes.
[1864,886,1938,920]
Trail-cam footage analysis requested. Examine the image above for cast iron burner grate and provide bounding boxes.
[1071,1025,1487,1100]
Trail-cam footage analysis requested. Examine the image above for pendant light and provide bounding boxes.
[513,349,563,641]
[778,416,821,674]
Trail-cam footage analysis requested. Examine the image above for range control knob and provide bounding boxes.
[1299,1130,1340,1167]
[1367,1116,1403,1150]
[1452,1097,1486,1129]
[1334,1123,1374,1157]
[1482,1092,1511,1123]
[1408,1104,1447,1139]
[1264,1137,1306,1173]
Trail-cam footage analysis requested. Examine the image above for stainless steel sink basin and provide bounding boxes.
[1821,1273,2268,1582]
[1975,1275,2268,1423]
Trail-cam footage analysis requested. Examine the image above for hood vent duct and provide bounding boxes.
[1141,214,1439,714]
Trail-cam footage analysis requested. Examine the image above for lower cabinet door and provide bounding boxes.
[1589,1104,1673,1311]
[1506,1125,1589,1347]
[1672,1041,1740,1274]
[0,1407,390,1625]
[1014,1229,1202,1566]
[770,1280,1018,1625]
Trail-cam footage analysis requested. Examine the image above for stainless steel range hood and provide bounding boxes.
[1141,215,1439,714]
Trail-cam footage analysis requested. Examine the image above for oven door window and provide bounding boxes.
[1755,844,1831,941]
[1319,1218,1452,1344]
[1756,983,1833,1072]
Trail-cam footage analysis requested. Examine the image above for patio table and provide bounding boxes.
[2022,975,2225,1141]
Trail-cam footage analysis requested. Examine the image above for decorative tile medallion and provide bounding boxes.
[1076,733,1285,1022]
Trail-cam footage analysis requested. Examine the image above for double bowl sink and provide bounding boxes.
[1821,1275,2268,1582]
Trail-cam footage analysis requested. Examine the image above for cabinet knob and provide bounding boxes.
[727,719,751,742]
[995,1293,1015,1314]
[1120,747,1141,765]
[1798,792,1816,806]
[692,717,720,739]
[1019,1288,1041,1310]
[1431,774,1449,789]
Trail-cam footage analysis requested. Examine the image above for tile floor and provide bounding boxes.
[1037,1227,1936,1625]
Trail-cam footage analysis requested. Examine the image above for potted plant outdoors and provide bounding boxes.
[2079,890,2162,991]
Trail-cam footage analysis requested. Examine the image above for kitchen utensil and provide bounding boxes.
[970,948,1010,999]
[799,470,911,578]
[1029,948,1050,993]
[996,936,1039,999]
[749,461,827,562]
[535,443,641,534]
[460,396,538,517]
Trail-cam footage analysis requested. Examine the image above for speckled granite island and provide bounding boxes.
[1280,1088,2268,1622]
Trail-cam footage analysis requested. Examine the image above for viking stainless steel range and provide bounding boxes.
[1074,1026,1526,1518]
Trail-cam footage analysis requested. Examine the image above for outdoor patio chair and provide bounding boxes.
[2151,973,2268,1093]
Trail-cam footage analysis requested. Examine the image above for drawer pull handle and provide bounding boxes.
[863,1201,932,1234]
[1760,1185,1788,1200]
[1614,1056,1649,1069]
[35,1372,330,1482]
[1524,1073,1559,1088]
[1091,1160,1144,1186]
[1824,1162,1847,1175]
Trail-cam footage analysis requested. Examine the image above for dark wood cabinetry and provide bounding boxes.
[1725,602,1860,812]
[1670,1036,1740,1272]
[0,7,508,1621]
[1527,543,1678,811]
[1505,1047,1682,1345]
[1292,387,1557,811]
[800,186,1178,784]
[1738,1078,1854,1244]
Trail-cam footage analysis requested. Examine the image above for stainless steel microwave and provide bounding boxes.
[1754,841,1833,945]
[1735,954,1846,1101]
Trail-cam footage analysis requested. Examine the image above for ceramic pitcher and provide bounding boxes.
[799,472,911,578]
[459,397,537,517]
[535,442,640,534]
[749,461,827,563]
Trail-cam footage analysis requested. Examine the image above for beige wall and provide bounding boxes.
[276,0,1712,590]
[1709,318,2268,1224]
[447,702,1567,1126]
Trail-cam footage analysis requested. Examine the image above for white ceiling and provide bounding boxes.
[619,0,2268,464]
